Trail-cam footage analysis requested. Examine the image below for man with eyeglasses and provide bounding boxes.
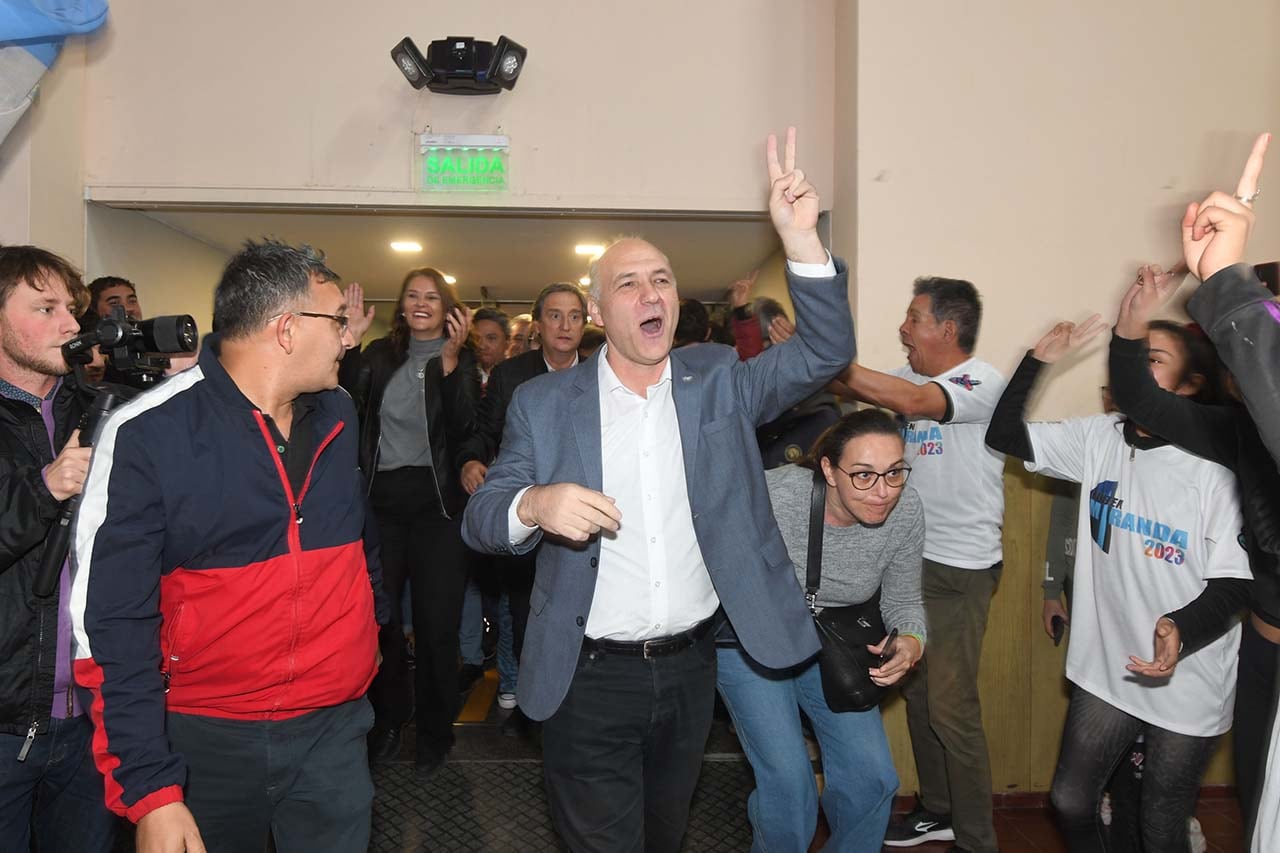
[71,240,387,853]
[834,276,1006,853]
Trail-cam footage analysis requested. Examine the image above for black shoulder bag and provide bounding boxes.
[806,468,889,713]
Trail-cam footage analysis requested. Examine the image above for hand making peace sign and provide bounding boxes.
[766,127,827,265]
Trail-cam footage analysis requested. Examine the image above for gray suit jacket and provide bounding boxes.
[462,262,854,720]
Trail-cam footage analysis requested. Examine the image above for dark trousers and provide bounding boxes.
[501,550,535,664]
[0,715,115,853]
[542,631,717,853]
[166,698,375,853]
[902,559,1001,853]
[1050,687,1217,853]
[1235,618,1280,843]
[368,467,469,758]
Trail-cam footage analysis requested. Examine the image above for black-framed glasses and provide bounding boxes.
[838,465,912,490]
[270,311,350,332]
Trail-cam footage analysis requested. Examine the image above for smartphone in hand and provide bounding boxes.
[879,628,900,666]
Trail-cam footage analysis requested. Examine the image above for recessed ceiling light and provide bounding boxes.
[575,244,605,259]
[579,276,591,287]
[390,241,422,253]
[442,274,457,285]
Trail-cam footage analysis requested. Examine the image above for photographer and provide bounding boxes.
[0,246,113,851]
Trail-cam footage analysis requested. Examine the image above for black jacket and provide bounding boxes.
[1187,264,1280,468]
[457,349,549,466]
[339,336,480,516]
[0,379,86,737]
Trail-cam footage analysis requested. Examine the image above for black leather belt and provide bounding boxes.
[581,617,715,660]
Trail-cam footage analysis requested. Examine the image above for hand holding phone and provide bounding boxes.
[879,628,899,667]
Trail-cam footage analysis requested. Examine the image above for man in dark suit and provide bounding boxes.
[458,282,588,730]
[462,128,853,852]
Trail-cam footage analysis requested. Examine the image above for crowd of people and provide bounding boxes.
[0,126,1277,853]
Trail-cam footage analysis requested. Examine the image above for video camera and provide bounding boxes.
[33,308,199,599]
[62,305,198,384]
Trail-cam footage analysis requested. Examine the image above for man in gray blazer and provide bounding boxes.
[462,128,853,853]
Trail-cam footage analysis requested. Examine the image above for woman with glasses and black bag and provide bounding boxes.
[716,408,926,853]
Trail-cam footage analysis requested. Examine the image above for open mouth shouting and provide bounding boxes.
[639,315,665,338]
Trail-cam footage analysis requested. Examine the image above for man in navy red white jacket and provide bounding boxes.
[70,240,387,853]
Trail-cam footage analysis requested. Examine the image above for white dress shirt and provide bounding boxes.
[587,351,719,639]
[506,253,836,640]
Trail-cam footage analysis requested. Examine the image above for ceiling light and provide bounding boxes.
[579,276,591,287]
[390,241,422,253]
[575,244,605,259]
[443,274,457,285]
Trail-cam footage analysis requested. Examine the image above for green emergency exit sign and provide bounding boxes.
[418,133,509,192]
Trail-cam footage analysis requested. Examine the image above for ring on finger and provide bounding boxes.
[1238,187,1262,205]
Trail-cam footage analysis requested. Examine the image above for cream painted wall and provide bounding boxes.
[853,1,1280,420]
[85,205,229,337]
[850,0,1280,795]
[83,0,835,212]
[0,38,88,266]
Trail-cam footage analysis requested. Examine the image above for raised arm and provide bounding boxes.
[985,316,1105,461]
[731,128,854,424]
[1110,264,1236,464]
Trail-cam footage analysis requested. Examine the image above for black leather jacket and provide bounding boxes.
[0,379,86,737]
[339,337,480,517]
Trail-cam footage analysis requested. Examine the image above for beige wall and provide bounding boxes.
[85,205,229,337]
[848,0,1280,793]
[852,0,1280,420]
[83,0,835,212]
[0,38,88,267]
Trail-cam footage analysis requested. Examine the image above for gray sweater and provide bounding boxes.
[766,464,928,643]
[377,336,444,471]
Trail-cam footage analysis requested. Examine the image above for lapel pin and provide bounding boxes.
[682,375,693,383]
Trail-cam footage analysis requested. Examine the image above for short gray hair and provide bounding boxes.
[587,234,650,302]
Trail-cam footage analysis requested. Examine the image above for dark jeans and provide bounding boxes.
[369,467,469,758]
[167,698,375,853]
[1235,617,1280,843]
[1050,687,1217,853]
[542,631,717,853]
[0,715,114,852]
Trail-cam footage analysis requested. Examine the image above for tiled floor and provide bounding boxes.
[112,669,1250,850]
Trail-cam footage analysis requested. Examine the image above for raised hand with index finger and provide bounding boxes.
[1183,132,1270,281]
[766,127,827,265]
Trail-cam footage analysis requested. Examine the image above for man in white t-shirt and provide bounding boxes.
[836,277,1006,853]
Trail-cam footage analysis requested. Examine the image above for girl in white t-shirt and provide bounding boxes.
[985,313,1252,852]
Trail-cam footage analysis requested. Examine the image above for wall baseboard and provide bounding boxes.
[893,785,1237,813]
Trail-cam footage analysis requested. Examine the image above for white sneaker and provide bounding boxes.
[498,691,518,710]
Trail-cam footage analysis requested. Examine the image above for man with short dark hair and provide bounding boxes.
[839,276,1006,853]
[472,307,511,386]
[674,297,711,348]
[72,239,387,853]
[88,275,141,321]
[459,282,589,730]
[0,245,114,852]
